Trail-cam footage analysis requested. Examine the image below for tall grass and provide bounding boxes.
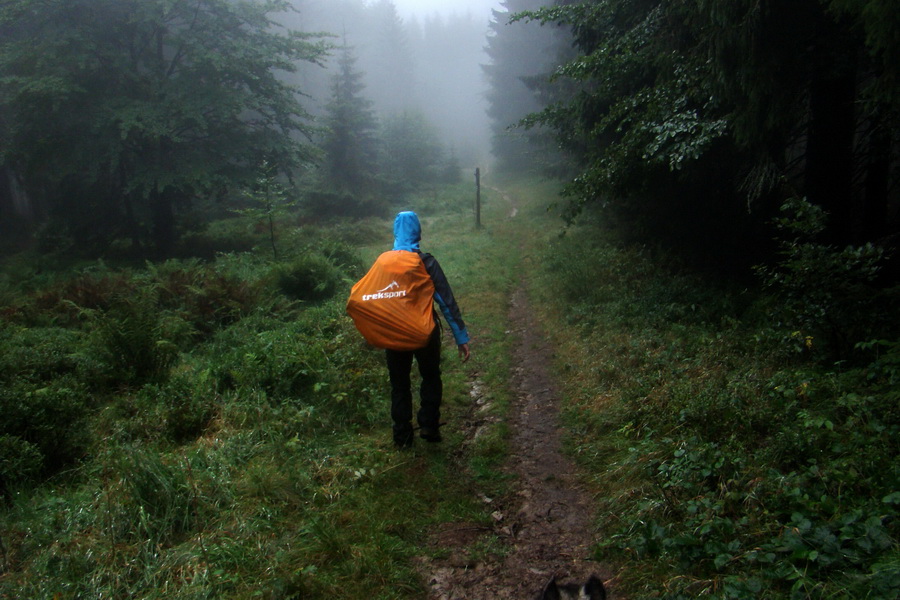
[0,183,521,599]
[528,208,900,598]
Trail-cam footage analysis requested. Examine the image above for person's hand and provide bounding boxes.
[458,343,470,363]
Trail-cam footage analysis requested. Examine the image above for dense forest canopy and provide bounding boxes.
[513,0,900,267]
[0,0,492,256]
[2,0,898,267]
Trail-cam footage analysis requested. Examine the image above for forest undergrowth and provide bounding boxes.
[0,181,520,599]
[1,175,898,599]
[527,197,900,598]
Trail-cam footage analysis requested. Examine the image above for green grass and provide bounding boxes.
[524,207,900,598]
[0,182,525,599]
[6,173,892,599]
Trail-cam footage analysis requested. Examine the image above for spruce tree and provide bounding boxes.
[320,44,379,196]
[0,0,327,256]
[482,0,569,172]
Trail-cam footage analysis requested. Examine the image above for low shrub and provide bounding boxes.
[756,198,900,361]
[175,218,258,259]
[149,258,267,338]
[0,377,91,477]
[0,434,43,493]
[0,324,100,384]
[273,253,345,302]
[205,315,324,399]
[93,292,180,386]
[9,267,137,327]
[111,374,220,445]
[301,189,389,220]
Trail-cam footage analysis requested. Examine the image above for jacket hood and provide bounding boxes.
[392,211,421,251]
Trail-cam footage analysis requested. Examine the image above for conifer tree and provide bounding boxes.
[320,44,379,196]
[482,0,569,172]
[522,0,900,259]
[0,0,326,256]
[365,0,417,115]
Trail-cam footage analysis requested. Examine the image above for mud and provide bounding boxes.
[419,284,614,599]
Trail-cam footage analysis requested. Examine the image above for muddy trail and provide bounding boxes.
[419,191,615,599]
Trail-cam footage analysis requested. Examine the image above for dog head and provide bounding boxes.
[539,574,606,600]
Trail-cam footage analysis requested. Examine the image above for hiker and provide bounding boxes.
[348,211,470,447]
[386,211,470,447]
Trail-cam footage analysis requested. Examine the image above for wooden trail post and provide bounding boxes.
[475,167,482,228]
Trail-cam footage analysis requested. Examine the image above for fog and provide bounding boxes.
[392,0,502,20]
[287,0,504,169]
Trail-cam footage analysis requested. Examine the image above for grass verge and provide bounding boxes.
[0,182,521,599]
[525,206,900,598]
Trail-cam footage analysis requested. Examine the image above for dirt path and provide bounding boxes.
[420,192,613,598]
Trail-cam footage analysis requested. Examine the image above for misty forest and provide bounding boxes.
[1,0,899,598]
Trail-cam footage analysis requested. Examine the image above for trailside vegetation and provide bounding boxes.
[0,184,516,599]
[496,10,900,592]
[514,0,900,269]
[526,188,900,598]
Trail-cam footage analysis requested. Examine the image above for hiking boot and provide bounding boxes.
[393,423,414,448]
[419,426,442,443]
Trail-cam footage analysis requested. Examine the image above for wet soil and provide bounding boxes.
[418,280,614,599]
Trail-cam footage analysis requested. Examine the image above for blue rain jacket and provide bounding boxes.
[392,211,470,346]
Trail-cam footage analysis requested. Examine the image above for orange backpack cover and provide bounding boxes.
[346,250,436,351]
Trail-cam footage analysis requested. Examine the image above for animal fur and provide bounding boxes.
[539,574,606,600]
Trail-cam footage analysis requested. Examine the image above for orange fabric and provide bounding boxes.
[346,250,436,351]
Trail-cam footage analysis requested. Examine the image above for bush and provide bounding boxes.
[0,378,91,477]
[110,374,220,445]
[94,292,179,386]
[12,267,137,327]
[149,258,266,338]
[206,317,323,399]
[756,198,900,360]
[274,253,345,302]
[175,218,258,259]
[0,434,43,493]
[302,189,389,220]
[0,324,99,384]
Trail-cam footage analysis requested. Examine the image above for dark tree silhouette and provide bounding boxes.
[0,0,327,256]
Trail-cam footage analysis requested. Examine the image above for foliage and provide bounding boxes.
[114,374,220,445]
[319,44,379,197]
[0,0,328,255]
[0,197,508,598]
[482,0,570,173]
[756,198,899,359]
[0,324,96,483]
[534,213,900,599]
[0,377,92,481]
[273,253,345,303]
[379,110,445,189]
[0,434,43,492]
[94,291,180,387]
[232,161,296,260]
[518,0,900,265]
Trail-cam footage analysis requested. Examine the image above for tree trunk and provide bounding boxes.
[0,166,34,222]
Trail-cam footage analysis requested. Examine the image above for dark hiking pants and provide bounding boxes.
[385,326,442,444]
